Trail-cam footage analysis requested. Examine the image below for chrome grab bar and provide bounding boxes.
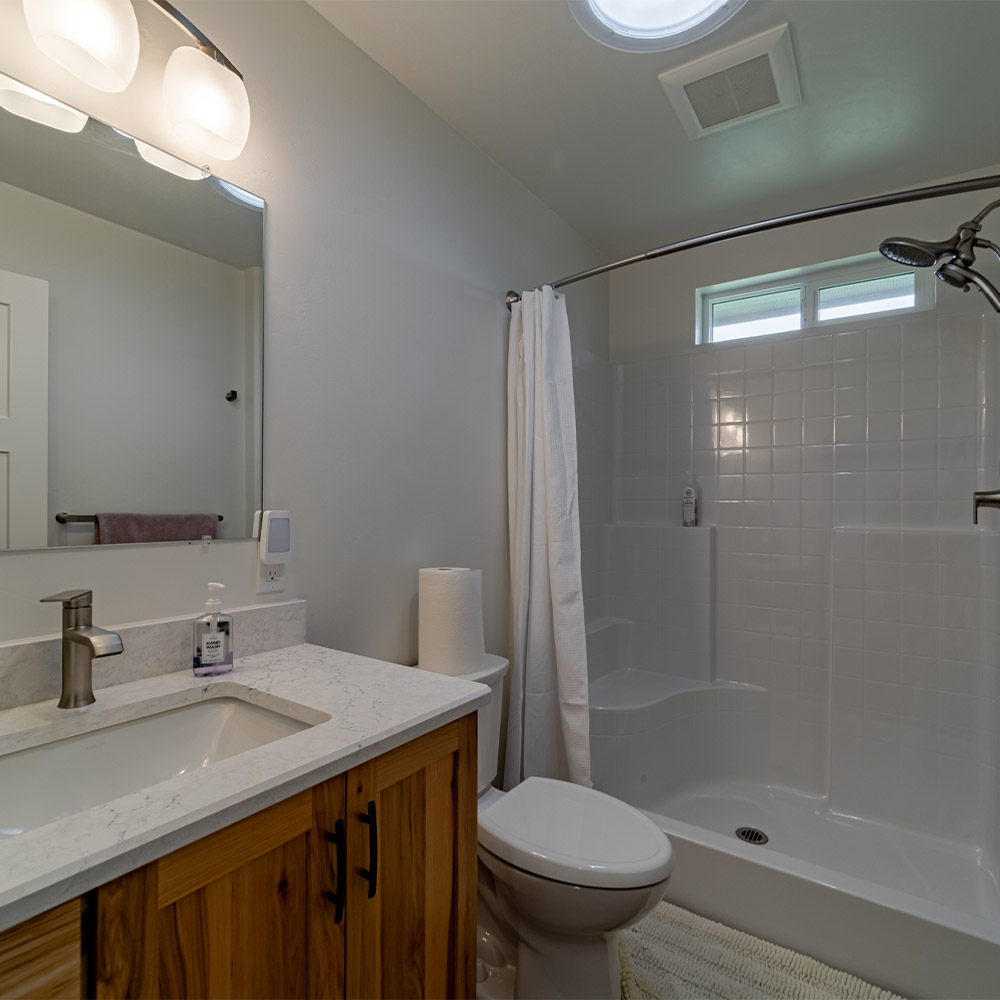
[973,489,1000,524]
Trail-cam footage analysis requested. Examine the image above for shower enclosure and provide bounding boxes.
[573,191,1000,999]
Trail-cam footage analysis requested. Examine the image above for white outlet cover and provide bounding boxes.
[257,562,285,594]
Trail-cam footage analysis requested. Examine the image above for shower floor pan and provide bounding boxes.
[589,673,1000,997]
[644,781,1000,999]
[652,779,999,921]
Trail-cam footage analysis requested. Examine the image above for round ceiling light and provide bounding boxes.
[569,0,748,52]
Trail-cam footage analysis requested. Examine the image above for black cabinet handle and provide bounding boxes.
[359,799,377,899]
[325,818,346,923]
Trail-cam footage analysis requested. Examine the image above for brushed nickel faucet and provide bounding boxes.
[40,590,124,709]
[973,489,1000,524]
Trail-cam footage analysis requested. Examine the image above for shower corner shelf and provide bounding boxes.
[589,670,763,713]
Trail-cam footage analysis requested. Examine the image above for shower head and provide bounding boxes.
[935,261,970,289]
[936,261,1000,312]
[879,201,1000,269]
[880,199,1000,310]
[878,234,962,267]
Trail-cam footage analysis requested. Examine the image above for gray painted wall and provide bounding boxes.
[0,0,608,651]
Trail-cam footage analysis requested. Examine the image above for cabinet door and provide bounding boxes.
[0,898,81,999]
[95,791,314,999]
[309,772,347,999]
[345,715,476,1000]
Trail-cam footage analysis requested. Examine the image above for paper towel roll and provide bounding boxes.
[418,567,486,676]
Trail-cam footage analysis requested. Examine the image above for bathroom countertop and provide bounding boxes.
[0,642,489,932]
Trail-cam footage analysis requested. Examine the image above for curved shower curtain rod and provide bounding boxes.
[504,173,1000,310]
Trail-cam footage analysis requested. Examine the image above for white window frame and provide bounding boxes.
[697,254,935,345]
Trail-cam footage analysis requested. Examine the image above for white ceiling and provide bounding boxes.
[308,0,1000,261]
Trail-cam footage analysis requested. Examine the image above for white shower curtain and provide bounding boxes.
[505,285,591,788]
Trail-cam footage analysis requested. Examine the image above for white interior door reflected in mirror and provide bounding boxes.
[0,269,47,548]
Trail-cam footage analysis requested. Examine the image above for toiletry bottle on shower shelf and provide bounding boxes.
[682,478,699,527]
[193,582,234,676]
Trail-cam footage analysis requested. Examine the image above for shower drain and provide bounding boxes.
[735,826,768,845]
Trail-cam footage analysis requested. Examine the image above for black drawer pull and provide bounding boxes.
[359,800,377,898]
[325,818,346,923]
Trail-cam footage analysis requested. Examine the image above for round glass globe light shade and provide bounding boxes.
[22,0,139,92]
[162,46,251,161]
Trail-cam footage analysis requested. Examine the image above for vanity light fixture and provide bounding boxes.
[0,72,88,132]
[22,0,251,160]
[22,0,140,93]
[161,42,250,161]
[134,138,208,180]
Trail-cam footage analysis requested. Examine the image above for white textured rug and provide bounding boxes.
[619,902,903,1000]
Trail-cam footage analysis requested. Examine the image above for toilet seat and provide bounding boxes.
[477,776,674,889]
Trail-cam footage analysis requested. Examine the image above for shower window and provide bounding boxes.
[710,286,803,342]
[816,272,915,321]
[699,256,932,344]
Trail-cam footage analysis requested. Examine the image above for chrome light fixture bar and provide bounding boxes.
[148,1,242,79]
[22,0,251,160]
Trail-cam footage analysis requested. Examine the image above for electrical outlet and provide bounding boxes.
[257,562,285,593]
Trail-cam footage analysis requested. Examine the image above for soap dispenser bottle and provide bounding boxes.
[682,476,699,527]
[193,582,234,676]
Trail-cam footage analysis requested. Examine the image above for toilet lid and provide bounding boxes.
[477,777,674,889]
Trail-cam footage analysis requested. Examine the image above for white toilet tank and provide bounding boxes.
[461,655,508,794]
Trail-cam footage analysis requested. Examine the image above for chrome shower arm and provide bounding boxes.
[971,199,1000,225]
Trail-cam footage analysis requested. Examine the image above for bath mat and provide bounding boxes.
[619,901,903,1000]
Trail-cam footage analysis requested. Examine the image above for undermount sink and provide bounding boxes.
[0,696,318,837]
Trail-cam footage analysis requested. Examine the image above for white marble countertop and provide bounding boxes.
[0,643,488,932]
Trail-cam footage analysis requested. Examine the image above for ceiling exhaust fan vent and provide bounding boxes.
[659,23,800,139]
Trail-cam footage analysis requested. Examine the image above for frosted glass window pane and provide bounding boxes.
[817,272,914,321]
[711,287,802,342]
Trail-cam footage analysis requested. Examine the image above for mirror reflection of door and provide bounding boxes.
[0,269,47,549]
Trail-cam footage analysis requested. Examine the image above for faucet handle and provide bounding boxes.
[40,589,93,608]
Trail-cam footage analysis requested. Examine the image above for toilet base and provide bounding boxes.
[516,930,621,1000]
[475,903,622,1000]
[478,851,668,1000]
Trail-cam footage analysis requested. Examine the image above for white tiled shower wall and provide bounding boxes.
[574,344,614,625]
[577,306,1000,796]
[831,528,1000,848]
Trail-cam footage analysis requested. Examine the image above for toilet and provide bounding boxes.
[464,656,674,1000]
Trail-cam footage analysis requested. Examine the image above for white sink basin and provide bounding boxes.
[0,696,316,836]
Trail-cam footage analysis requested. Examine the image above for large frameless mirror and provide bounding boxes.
[0,73,264,549]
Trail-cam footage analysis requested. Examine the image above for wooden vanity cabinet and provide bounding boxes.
[343,719,477,1000]
[0,898,82,999]
[0,714,476,1000]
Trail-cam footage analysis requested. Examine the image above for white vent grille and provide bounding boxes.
[659,24,800,139]
[683,54,780,129]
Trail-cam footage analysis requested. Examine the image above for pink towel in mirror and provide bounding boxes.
[95,513,219,544]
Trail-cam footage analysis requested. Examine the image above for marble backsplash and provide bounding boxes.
[0,600,306,711]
